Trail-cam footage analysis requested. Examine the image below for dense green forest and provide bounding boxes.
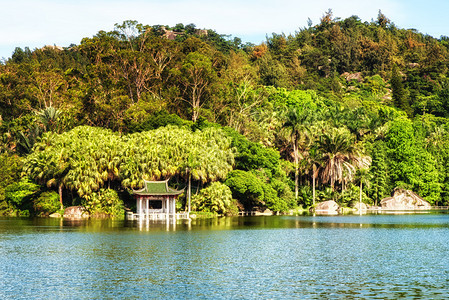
[2,11,449,217]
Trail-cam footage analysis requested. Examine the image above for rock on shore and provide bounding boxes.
[314,200,339,214]
[380,189,431,210]
[63,206,89,219]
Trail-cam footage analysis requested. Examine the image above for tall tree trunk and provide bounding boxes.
[293,142,298,200]
[187,171,191,215]
[312,164,316,206]
[359,181,363,207]
[58,183,63,210]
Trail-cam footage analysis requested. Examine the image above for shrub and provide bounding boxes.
[3,179,40,216]
[225,169,296,212]
[33,191,60,216]
[82,189,124,218]
[192,182,238,215]
[225,170,265,210]
[4,179,40,206]
[131,110,190,132]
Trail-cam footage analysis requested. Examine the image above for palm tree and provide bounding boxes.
[355,167,372,210]
[15,125,41,155]
[24,143,70,210]
[316,128,366,195]
[36,106,61,132]
[183,152,200,214]
[181,127,235,214]
[282,107,312,200]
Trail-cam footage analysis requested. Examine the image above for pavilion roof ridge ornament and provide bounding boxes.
[132,186,146,193]
[142,178,170,183]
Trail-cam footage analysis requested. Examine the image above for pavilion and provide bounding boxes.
[128,179,187,221]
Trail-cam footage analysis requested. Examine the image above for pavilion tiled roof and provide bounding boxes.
[133,179,184,196]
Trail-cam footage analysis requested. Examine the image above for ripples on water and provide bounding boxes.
[0,214,449,299]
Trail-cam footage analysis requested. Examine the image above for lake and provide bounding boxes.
[1,214,449,299]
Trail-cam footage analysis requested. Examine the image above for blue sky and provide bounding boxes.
[1,0,449,60]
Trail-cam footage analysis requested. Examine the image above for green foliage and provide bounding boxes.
[191,182,238,215]
[316,127,365,190]
[6,15,449,213]
[24,125,234,215]
[340,184,371,207]
[269,88,320,109]
[24,126,121,199]
[121,125,234,188]
[224,127,280,174]
[368,141,389,205]
[225,169,294,212]
[297,185,312,207]
[82,188,124,217]
[225,170,264,210]
[391,64,411,116]
[0,153,23,193]
[5,179,40,206]
[385,118,417,185]
[385,118,441,203]
[270,178,296,206]
[263,178,296,212]
[130,110,190,132]
[257,53,290,88]
[3,179,40,216]
[33,191,60,216]
[361,75,387,96]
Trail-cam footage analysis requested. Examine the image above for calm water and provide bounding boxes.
[1,214,449,299]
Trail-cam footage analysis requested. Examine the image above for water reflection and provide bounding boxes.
[1,214,449,299]
[2,213,449,233]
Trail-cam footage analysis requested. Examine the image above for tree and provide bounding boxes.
[4,179,40,215]
[121,125,234,208]
[0,153,23,214]
[391,64,411,116]
[282,106,312,199]
[111,21,153,102]
[24,138,70,210]
[31,69,65,109]
[224,127,281,175]
[316,128,366,194]
[368,141,389,206]
[225,170,265,210]
[36,106,61,132]
[24,126,122,207]
[178,52,216,121]
[385,117,441,203]
[191,182,237,215]
[355,167,371,208]
[377,10,391,28]
[183,151,200,214]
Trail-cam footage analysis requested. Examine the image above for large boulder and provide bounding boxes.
[314,200,339,215]
[380,189,431,210]
[63,206,89,219]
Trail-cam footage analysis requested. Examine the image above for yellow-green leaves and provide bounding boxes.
[24,125,234,199]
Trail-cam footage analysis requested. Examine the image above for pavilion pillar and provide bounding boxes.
[171,197,176,220]
[146,198,149,220]
[166,197,169,221]
[139,197,143,220]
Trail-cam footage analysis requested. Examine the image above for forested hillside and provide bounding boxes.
[2,11,449,217]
